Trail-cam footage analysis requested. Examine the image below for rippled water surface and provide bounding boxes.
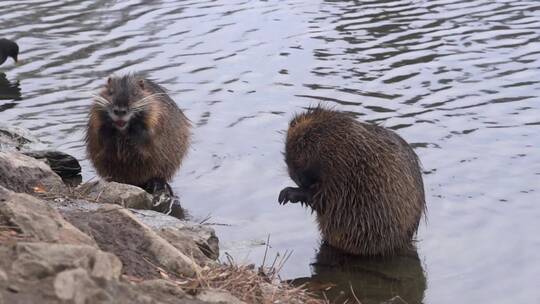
[1,0,539,303]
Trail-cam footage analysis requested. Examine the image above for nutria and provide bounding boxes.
[278,106,425,256]
[0,38,19,65]
[85,74,190,195]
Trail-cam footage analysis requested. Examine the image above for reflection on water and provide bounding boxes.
[0,0,539,303]
[293,244,426,304]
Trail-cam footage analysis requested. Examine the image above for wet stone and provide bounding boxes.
[77,180,153,210]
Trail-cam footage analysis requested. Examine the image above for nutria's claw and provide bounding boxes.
[279,187,310,205]
[278,188,290,204]
[152,191,172,207]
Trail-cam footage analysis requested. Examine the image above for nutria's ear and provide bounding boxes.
[138,79,145,90]
[106,77,114,94]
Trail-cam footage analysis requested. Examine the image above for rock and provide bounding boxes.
[159,226,219,264]
[102,206,201,277]
[196,289,246,304]
[0,242,209,304]
[133,209,219,263]
[11,242,122,280]
[24,150,82,185]
[77,180,153,210]
[0,186,96,246]
[54,268,111,303]
[62,204,201,279]
[0,151,65,193]
[54,199,219,265]
[0,124,82,185]
[0,124,47,152]
[138,279,186,298]
[0,268,7,283]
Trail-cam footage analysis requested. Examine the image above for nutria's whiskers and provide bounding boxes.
[91,94,111,108]
[131,93,169,111]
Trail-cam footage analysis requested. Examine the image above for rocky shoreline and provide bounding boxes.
[0,125,410,304]
[0,125,322,304]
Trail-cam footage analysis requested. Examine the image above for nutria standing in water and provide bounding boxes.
[85,74,190,198]
[278,106,425,256]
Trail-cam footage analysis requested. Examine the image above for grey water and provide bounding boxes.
[1,0,539,303]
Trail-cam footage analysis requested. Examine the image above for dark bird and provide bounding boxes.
[0,39,19,66]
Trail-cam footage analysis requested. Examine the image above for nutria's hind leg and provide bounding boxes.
[143,177,173,206]
[278,186,313,206]
[143,178,185,219]
[143,178,172,195]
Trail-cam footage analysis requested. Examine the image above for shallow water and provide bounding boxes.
[1,0,539,303]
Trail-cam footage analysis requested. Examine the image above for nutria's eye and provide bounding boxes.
[138,79,145,90]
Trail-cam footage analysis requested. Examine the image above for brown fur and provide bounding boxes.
[282,106,425,256]
[85,74,190,187]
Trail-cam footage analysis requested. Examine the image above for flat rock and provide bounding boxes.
[0,151,65,194]
[54,267,112,303]
[133,209,219,263]
[62,204,201,279]
[77,180,153,210]
[0,124,81,185]
[11,242,122,280]
[0,186,96,246]
[0,243,209,304]
[54,198,219,266]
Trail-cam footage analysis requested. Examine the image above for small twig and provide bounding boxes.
[199,213,212,225]
[261,234,271,269]
[349,282,362,304]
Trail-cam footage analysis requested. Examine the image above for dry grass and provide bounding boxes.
[182,257,326,304]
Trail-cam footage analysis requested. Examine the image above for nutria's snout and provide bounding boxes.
[108,105,132,131]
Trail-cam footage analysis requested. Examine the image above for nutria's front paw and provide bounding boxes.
[278,187,310,205]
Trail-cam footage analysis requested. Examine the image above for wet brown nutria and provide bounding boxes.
[85,74,190,193]
[278,106,425,256]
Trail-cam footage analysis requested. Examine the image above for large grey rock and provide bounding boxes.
[77,180,153,210]
[62,204,202,279]
[102,205,202,277]
[0,186,96,246]
[133,209,219,263]
[0,125,81,184]
[55,199,218,271]
[0,243,209,304]
[0,151,65,193]
[54,268,112,304]
[12,242,122,280]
